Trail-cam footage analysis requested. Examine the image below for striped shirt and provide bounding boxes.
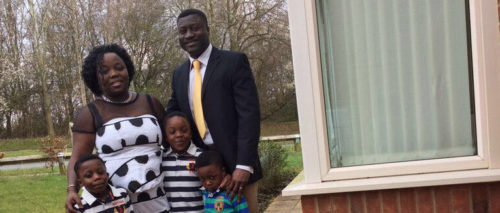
[74,185,133,213]
[162,142,204,212]
[202,188,250,213]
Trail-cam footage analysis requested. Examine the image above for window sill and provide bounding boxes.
[282,168,500,196]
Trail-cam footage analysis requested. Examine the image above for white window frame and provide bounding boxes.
[284,0,500,196]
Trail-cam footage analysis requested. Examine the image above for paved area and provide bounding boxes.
[264,171,303,212]
[264,195,302,213]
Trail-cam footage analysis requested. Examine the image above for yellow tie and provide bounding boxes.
[192,60,206,138]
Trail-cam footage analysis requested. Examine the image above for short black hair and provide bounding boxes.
[177,8,209,29]
[195,150,224,169]
[163,111,190,127]
[74,154,105,176]
[160,111,191,137]
[82,44,135,96]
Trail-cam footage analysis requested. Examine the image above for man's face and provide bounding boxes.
[177,14,210,58]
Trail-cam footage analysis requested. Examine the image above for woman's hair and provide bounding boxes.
[81,44,135,96]
[195,150,224,169]
[74,154,105,176]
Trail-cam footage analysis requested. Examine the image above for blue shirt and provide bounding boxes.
[201,188,250,213]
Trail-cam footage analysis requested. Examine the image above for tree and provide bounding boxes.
[27,0,55,137]
[0,0,296,138]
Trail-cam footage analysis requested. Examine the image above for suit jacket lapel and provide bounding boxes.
[202,47,220,98]
[179,60,191,117]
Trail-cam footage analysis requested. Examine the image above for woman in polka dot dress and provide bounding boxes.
[65,44,169,213]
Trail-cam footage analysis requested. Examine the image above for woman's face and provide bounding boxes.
[97,52,129,99]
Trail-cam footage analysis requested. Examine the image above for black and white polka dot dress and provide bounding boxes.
[96,114,169,212]
[80,94,170,213]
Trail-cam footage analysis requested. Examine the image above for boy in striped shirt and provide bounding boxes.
[162,111,204,212]
[195,151,250,213]
[73,154,133,213]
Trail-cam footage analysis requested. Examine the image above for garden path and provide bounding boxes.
[264,195,302,212]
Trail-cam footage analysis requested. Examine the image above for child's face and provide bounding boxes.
[165,115,192,153]
[196,164,225,192]
[77,159,109,196]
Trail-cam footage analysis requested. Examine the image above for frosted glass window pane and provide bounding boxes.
[315,0,477,168]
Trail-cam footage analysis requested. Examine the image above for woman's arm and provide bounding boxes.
[150,95,166,121]
[65,107,96,213]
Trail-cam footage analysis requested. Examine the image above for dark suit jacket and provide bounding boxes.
[167,47,262,183]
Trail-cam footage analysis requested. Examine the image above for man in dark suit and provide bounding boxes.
[166,8,262,212]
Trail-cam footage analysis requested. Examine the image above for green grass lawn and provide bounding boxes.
[281,144,303,171]
[0,137,72,152]
[3,150,46,158]
[0,172,66,212]
[0,167,60,177]
[285,148,303,172]
[1,137,73,159]
[0,125,302,212]
[0,148,303,213]
[0,138,43,151]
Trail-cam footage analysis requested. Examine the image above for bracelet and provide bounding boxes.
[67,184,78,193]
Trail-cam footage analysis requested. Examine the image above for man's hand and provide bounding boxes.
[230,168,250,202]
[220,173,233,192]
[65,190,82,213]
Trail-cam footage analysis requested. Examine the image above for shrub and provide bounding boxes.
[39,136,68,174]
[258,140,295,210]
[258,141,293,194]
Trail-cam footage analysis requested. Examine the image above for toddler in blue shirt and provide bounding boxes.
[195,151,250,213]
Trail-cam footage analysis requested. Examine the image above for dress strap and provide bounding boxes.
[145,94,158,119]
[87,102,103,129]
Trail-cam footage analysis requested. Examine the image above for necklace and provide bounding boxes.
[101,91,134,103]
